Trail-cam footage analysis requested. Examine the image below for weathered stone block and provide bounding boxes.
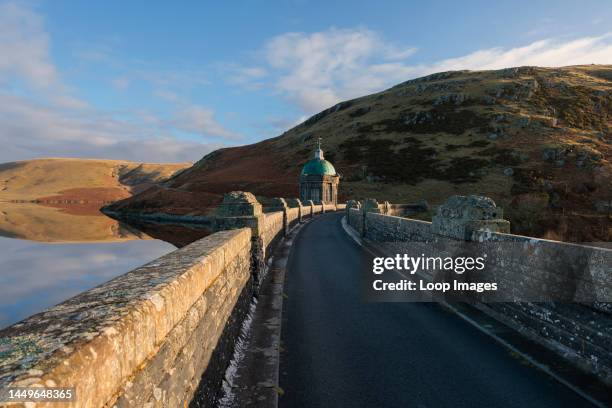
[346,199,360,210]
[215,191,262,217]
[362,198,382,213]
[432,195,510,240]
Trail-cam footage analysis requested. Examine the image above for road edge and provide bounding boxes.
[217,219,310,408]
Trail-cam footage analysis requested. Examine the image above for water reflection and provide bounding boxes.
[0,204,209,329]
[0,203,148,242]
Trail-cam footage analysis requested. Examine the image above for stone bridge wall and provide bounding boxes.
[362,212,610,299]
[0,193,343,407]
[323,204,337,212]
[286,207,300,228]
[380,202,429,217]
[346,200,612,384]
[262,211,284,250]
[348,208,364,235]
[0,228,253,408]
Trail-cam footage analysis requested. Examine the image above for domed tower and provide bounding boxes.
[300,138,339,204]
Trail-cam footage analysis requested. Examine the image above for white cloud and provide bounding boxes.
[240,28,612,118]
[227,66,267,84]
[427,34,612,73]
[262,27,418,112]
[0,1,57,89]
[170,105,242,140]
[0,92,216,162]
[0,1,231,163]
[138,68,210,89]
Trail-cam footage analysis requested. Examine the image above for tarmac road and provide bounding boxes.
[279,212,594,408]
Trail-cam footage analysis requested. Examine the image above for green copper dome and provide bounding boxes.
[301,159,336,176]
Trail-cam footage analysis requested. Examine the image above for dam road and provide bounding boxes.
[279,212,594,408]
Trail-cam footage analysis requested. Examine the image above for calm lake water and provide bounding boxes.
[0,203,208,329]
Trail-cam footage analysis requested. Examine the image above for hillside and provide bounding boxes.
[0,158,190,210]
[107,65,611,242]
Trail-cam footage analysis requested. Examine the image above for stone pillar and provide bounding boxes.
[431,195,510,241]
[346,200,360,219]
[268,197,289,236]
[320,202,326,214]
[362,198,382,214]
[361,198,381,237]
[307,200,315,218]
[213,191,266,287]
[383,201,391,215]
[286,198,304,222]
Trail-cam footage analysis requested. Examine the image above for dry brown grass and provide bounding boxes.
[0,158,190,202]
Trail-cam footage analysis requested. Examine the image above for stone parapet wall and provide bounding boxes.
[323,204,337,212]
[480,302,612,383]
[346,203,612,384]
[286,207,301,228]
[262,211,284,249]
[363,212,432,243]
[347,208,363,235]
[378,202,429,217]
[362,212,611,302]
[0,193,328,407]
[0,228,253,408]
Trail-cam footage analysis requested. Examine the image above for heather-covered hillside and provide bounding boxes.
[107,65,611,242]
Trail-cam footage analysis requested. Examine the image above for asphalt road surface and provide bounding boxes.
[279,212,593,408]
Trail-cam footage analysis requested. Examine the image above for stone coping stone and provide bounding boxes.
[216,191,263,217]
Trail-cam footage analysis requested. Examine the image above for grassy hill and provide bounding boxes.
[107,65,611,242]
[0,158,190,207]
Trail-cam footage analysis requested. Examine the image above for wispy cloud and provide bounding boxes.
[0,92,218,162]
[235,27,612,119]
[170,105,242,140]
[261,27,418,112]
[426,34,612,72]
[0,1,57,90]
[225,65,267,85]
[0,1,235,163]
[2,1,612,162]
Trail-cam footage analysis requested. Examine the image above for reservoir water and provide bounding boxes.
[0,203,207,329]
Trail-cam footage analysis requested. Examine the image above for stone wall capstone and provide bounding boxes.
[431,195,510,240]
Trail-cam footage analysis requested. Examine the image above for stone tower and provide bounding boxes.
[299,138,339,204]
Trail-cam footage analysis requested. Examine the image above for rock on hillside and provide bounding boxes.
[107,65,611,242]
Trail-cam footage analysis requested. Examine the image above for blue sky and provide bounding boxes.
[1,0,611,163]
